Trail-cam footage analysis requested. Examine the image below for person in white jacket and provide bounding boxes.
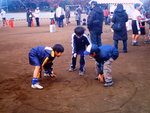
[1,9,7,26]
[55,4,65,27]
[34,7,40,27]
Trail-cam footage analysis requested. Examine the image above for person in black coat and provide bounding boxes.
[87,1,104,46]
[112,4,128,53]
[26,8,33,27]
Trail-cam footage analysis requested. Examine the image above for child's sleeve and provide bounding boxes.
[42,57,49,67]
[111,48,119,60]
[71,33,76,54]
[83,34,90,46]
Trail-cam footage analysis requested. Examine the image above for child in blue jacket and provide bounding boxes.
[84,44,119,87]
[28,44,64,89]
[69,26,90,75]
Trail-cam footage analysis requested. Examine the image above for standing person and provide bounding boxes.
[75,5,82,26]
[49,10,55,24]
[65,6,70,26]
[28,44,64,89]
[112,4,128,53]
[55,4,65,27]
[139,8,149,43]
[74,10,80,26]
[131,3,141,46]
[84,44,119,87]
[103,7,110,25]
[69,26,90,76]
[34,7,40,27]
[87,1,104,46]
[26,8,33,27]
[1,9,7,26]
[145,7,150,38]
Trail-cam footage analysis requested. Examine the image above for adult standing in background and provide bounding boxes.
[55,4,65,28]
[87,1,104,46]
[34,7,40,27]
[65,6,70,26]
[112,4,128,53]
[131,3,141,46]
[26,8,33,27]
[1,9,7,26]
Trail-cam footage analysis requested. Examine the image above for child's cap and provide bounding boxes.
[84,44,99,55]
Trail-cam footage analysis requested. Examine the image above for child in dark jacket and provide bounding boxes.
[69,26,90,75]
[84,44,119,87]
[28,44,64,89]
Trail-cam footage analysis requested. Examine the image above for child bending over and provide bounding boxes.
[28,44,64,89]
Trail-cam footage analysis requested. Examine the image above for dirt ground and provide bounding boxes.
[0,20,150,113]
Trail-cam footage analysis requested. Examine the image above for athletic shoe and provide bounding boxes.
[144,40,150,44]
[135,41,139,46]
[79,71,84,76]
[31,83,43,89]
[44,73,50,77]
[69,68,76,72]
[103,81,114,87]
[123,50,128,53]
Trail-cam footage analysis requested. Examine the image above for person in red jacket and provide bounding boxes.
[103,7,110,25]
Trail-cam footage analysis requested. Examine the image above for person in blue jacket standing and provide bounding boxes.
[84,44,119,87]
[28,44,64,89]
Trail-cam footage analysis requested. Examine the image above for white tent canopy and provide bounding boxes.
[89,0,143,17]
[89,0,143,4]
[89,0,143,30]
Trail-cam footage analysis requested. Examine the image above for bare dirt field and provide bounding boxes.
[0,20,150,113]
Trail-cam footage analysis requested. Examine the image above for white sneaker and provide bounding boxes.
[31,83,43,89]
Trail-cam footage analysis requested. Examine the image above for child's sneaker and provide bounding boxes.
[79,71,84,76]
[103,81,114,87]
[144,40,150,44]
[69,67,76,72]
[44,73,50,77]
[31,83,43,89]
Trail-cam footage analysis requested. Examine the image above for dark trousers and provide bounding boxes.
[28,21,32,27]
[76,20,80,26]
[35,18,40,26]
[70,55,85,71]
[90,31,102,46]
[114,40,127,52]
[27,18,32,27]
[104,16,110,25]
[58,18,64,27]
